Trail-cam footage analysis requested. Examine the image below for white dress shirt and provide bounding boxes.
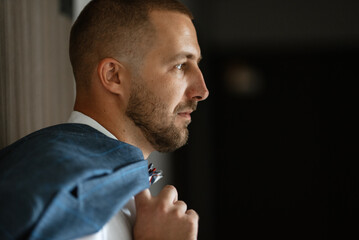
[68,111,136,240]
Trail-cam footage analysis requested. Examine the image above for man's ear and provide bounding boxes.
[97,58,128,95]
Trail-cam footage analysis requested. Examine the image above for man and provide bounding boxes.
[0,0,208,239]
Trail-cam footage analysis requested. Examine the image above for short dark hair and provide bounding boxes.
[69,0,193,88]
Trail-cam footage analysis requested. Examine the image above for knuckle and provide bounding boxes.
[173,208,182,218]
[187,209,199,221]
[156,200,168,213]
[165,184,177,192]
[172,200,187,217]
[175,200,187,208]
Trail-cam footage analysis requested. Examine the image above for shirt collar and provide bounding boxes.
[67,111,117,140]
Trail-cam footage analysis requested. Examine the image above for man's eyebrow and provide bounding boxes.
[168,52,202,63]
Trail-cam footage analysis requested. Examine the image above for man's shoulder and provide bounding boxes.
[0,123,144,176]
[19,123,112,144]
[0,123,114,157]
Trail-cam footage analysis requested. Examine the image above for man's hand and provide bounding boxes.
[134,185,199,240]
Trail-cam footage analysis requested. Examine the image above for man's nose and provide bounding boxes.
[188,68,209,102]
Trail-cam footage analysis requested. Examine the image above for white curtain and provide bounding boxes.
[0,0,75,148]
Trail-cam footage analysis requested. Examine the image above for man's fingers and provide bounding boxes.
[186,209,198,217]
[135,188,151,207]
[174,200,187,214]
[134,185,199,240]
[158,185,178,203]
[186,209,199,222]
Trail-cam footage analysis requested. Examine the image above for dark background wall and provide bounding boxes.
[175,1,359,239]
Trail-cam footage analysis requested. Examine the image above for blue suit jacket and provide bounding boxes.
[0,124,149,240]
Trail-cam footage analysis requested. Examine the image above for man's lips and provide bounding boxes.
[175,101,197,121]
[177,111,193,120]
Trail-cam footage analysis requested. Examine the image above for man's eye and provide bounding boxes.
[175,63,185,70]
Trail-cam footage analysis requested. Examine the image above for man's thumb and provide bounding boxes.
[135,188,151,206]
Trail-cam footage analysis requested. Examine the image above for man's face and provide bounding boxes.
[126,10,209,152]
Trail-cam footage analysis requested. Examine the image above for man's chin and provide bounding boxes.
[175,117,191,128]
[153,128,189,153]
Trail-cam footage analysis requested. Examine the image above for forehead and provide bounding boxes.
[147,10,201,62]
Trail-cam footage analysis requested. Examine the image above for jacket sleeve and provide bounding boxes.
[0,161,149,240]
[0,124,150,240]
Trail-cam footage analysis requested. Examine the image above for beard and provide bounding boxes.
[125,78,197,153]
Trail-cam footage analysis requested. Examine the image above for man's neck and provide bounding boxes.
[73,105,153,159]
